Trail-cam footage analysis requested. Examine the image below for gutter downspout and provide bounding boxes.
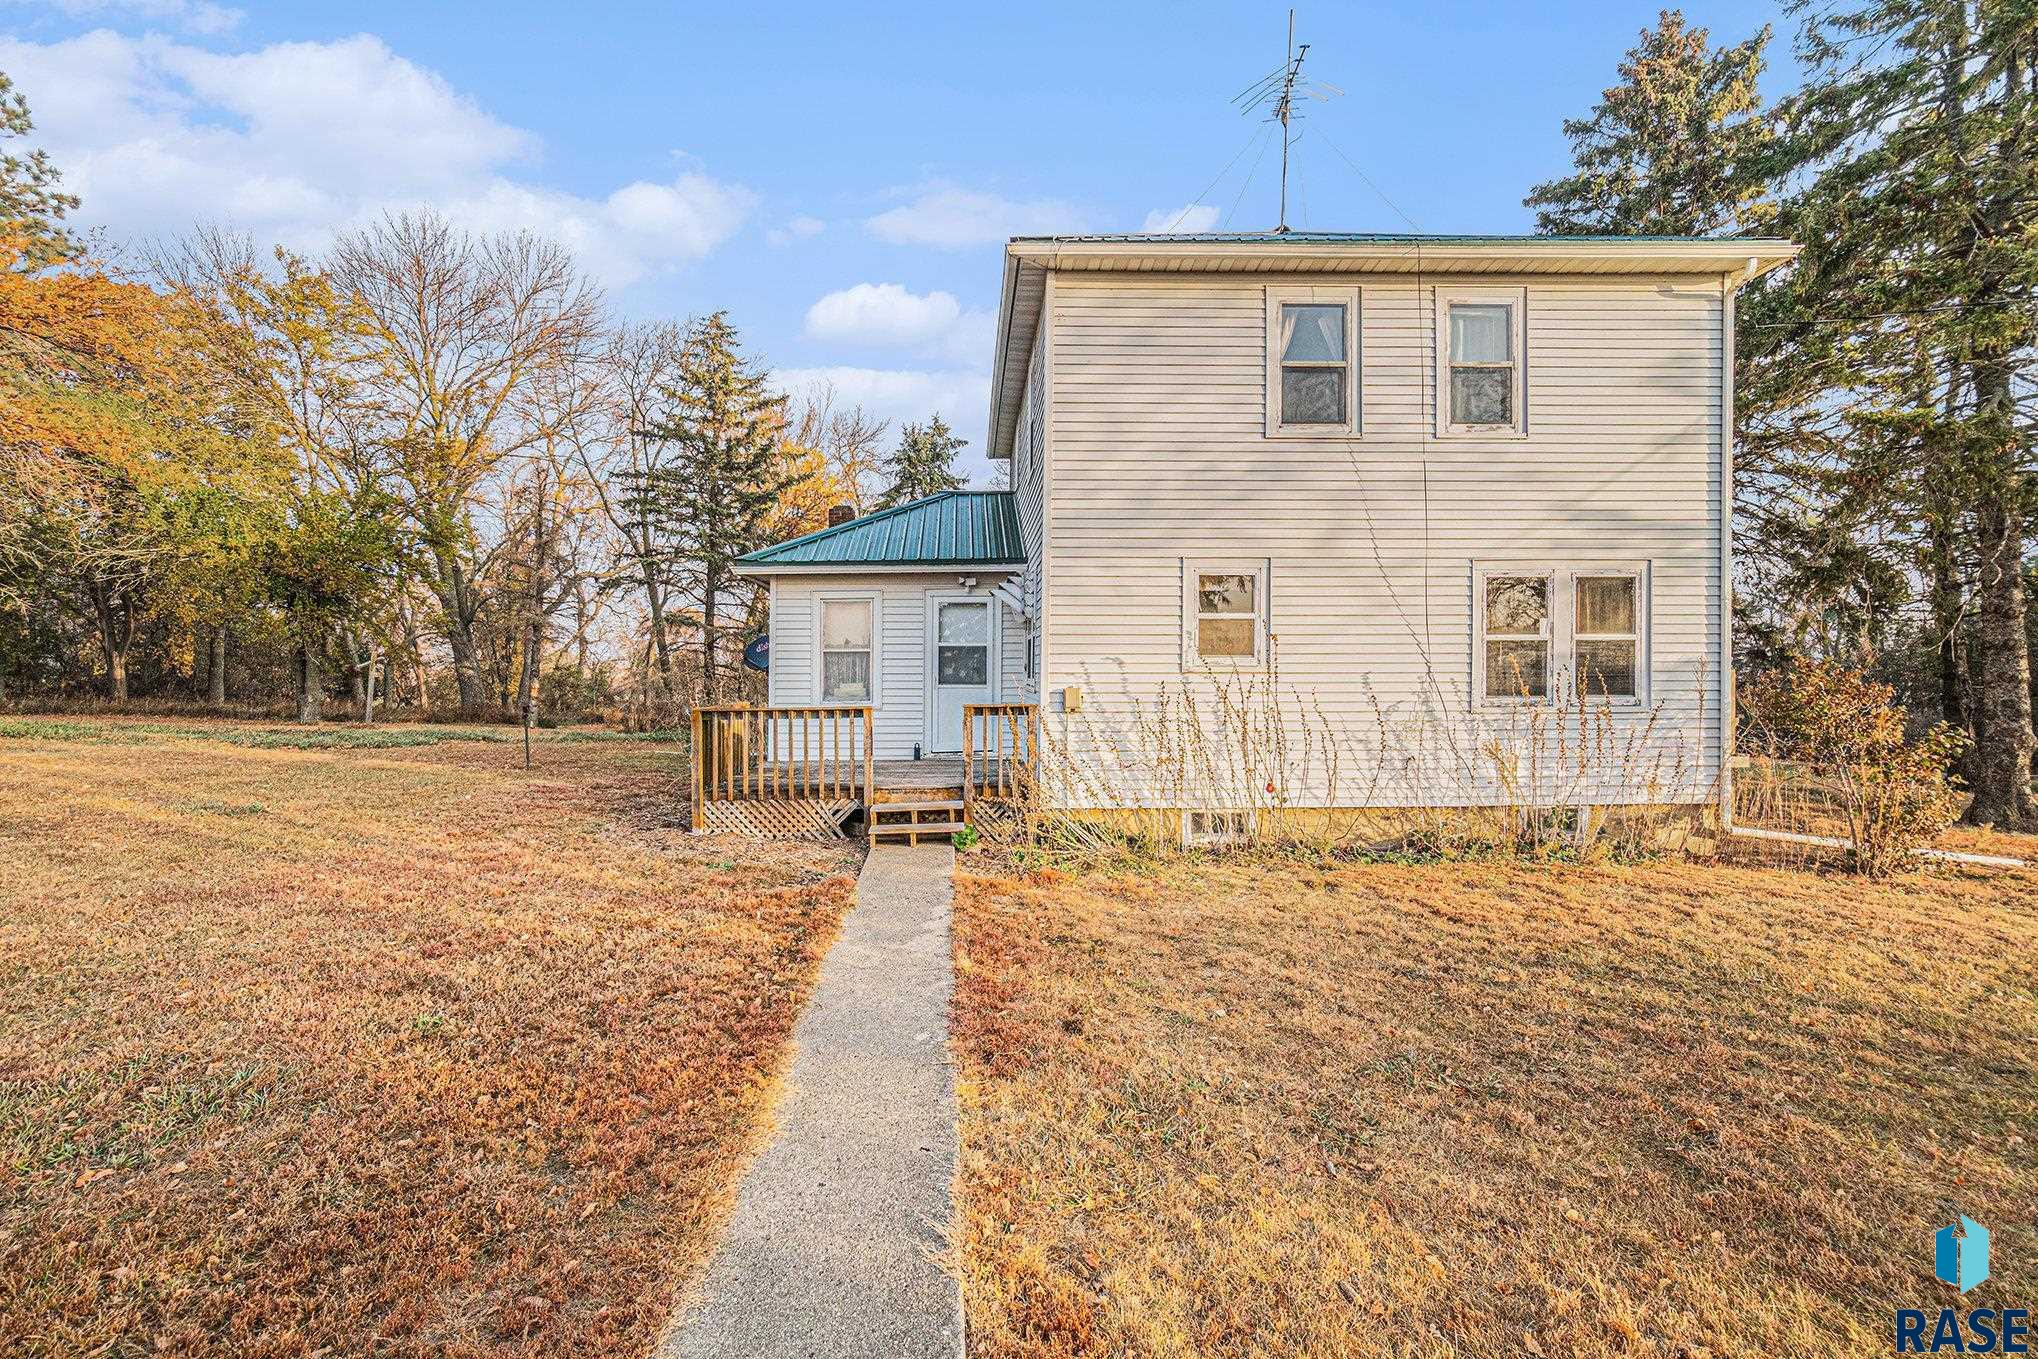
[1717,256,1758,832]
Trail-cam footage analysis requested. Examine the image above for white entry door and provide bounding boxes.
[927,596,995,753]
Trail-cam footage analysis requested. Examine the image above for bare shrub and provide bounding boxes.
[988,647,1706,867]
[1739,658,1967,876]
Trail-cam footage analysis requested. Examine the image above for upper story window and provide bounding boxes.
[818,595,876,703]
[1437,287,1527,437]
[1183,558,1270,668]
[1265,288,1359,437]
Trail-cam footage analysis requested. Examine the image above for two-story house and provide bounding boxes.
[727,232,1798,839]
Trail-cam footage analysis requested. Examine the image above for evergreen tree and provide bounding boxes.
[626,312,789,703]
[1747,0,2038,827]
[877,413,966,509]
[1525,11,1776,236]
[0,71,80,272]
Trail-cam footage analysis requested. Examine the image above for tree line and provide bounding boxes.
[0,72,968,723]
[4,0,2035,828]
[1527,0,2036,828]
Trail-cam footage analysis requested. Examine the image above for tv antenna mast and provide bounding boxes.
[1231,9,1341,232]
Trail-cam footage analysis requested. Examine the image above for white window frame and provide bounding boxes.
[1265,286,1361,438]
[1474,568,1556,706]
[1471,563,1651,709]
[1182,558,1271,670]
[1572,570,1646,704]
[1435,286,1528,439]
[813,591,881,707]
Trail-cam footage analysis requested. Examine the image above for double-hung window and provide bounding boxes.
[1437,287,1527,436]
[1481,574,1552,700]
[1183,559,1270,668]
[1574,574,1641,699]
[1476,566,1649,705]
[818,595,875,703]
[1266,288,1358,436]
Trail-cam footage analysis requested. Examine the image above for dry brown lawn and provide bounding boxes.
[954,853,2038,1358]
[0,722,857,1358]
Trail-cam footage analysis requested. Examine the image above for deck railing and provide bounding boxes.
[691,704,874,829]
[961,702,1041,819]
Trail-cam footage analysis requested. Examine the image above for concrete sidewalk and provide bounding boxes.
[662,841,962,1359]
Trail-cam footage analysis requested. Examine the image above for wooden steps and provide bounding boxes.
[868,799,965,844]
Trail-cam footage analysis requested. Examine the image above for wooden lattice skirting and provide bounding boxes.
[699,798,857,839]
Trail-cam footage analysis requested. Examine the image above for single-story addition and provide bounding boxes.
[733,490,1034,758]
[706,231,1801,842]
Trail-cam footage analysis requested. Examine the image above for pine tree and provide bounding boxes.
[626,312,789,703]
[0,71,80,272]
[1525,11,1776,236]
[1748,0,2038,828]
[876,413,966,509]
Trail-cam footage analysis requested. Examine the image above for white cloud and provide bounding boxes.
[864,185,1088,249]
[767,213,825,246]
[11,0,243,35]
[0,29,754,284]
[804,282,958,345]
[777,365,990,441]
[802,282,995,365]
[1140,203,1219,234]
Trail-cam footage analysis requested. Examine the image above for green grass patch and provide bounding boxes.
[0,716,691,751]
[148,724,509,750]
[0,718,145,743]
[0,718,509,750]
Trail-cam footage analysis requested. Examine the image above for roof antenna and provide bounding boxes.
[1231,9,1340,233]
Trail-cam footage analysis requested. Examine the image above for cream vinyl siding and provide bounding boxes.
[1040,271,1724,807]
[767,571,1027,760]
[1008,326,1048,703]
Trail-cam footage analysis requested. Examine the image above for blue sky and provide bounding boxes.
[1,0,1799,483]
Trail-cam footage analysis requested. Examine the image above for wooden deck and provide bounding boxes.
[693,703,1038,838]
[743,755,1026,800]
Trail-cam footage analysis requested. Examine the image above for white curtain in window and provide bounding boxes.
[1450,304,1511,363]
[1279,304,1345,362]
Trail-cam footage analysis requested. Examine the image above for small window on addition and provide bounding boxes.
[1483,575,1550,700]
[1574,574,1640,700]
[1184,809,1255,847]
[819,597,874,702]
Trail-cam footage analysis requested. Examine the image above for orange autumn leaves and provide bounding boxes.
[0,244,238,480]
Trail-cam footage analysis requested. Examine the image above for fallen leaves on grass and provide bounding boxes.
[0,728,857,1358]
[953,856,2038,1358]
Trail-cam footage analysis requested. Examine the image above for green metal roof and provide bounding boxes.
[736,491,1024,569]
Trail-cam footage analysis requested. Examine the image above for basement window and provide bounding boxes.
[1184,809,1255,847]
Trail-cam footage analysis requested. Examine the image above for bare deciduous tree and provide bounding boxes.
[330,211,600,712]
